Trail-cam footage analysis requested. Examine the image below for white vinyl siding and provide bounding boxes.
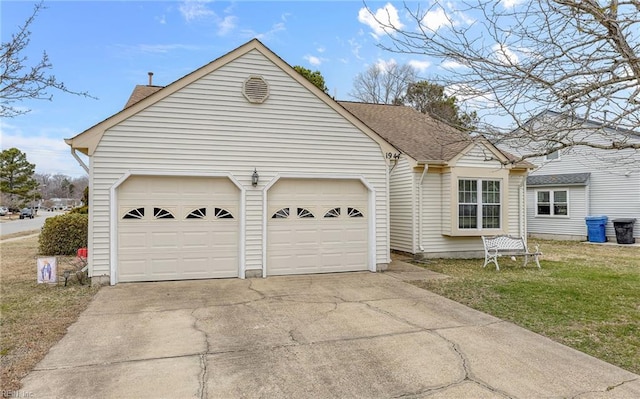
[528,149,639,240]
[411,167,526,258]
[521,114,640,241]
[508,174,526,237]
[87,49,389,279]
[527,186,588,238]
[389,157,415,253]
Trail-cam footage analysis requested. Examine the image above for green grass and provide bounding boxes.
[411,240,640,374]
[0,235,100,392]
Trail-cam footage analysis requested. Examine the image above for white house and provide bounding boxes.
[522,111,640,242]
[340,102,533,259]
[65,39,398,285]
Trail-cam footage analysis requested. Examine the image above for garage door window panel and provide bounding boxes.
[123,207,145,219]
[272,208,290,219]
[154,208,175,219]
[186,208,206,219]
[347,207,364,218]
[214,208,234,219]
[324,207,341,218]
[297,208,315,218]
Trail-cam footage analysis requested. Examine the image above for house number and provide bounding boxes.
[385,152,401,160]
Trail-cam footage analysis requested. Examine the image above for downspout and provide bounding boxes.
[520,174,526,241]
[418,164,429,252]
[71,148,89,174]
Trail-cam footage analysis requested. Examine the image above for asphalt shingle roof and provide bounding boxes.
[527,172,591,186]
[124,85,163,109]
[338,101,472,162]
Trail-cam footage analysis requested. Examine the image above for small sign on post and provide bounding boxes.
[37,257,57,284]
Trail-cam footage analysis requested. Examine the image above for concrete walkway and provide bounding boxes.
[21,261,640,398]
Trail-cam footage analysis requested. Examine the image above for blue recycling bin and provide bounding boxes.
[585,215,608,243]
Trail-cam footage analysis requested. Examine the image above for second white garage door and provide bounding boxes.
[267,178,368,275]
[117,176,239,282]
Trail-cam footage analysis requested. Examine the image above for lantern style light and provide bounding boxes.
[251,168,259,187]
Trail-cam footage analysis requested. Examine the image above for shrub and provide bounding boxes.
[39,213,88,256]
[70,205,88,214]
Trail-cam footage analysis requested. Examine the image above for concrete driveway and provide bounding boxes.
[22,261,640,398]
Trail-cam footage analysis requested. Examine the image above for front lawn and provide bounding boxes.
[412,240,640,374]
[0,235,100,392]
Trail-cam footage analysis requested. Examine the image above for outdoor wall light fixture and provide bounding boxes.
[251,168,259,187]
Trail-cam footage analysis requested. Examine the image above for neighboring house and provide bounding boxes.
[520,111,640,242]
[340,102,534,259]
[65,39,397,285]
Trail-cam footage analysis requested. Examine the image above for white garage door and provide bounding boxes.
[267,179,368,275]
[117,176,239,282]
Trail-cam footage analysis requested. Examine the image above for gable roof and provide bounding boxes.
[527,172,591,187]
[65,39,397,156]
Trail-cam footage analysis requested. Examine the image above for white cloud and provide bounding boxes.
[375,58,397,72]
[304,55,322,66]
[348,38,363,60]
[408,59,431,73]
[421,7,450,31]
[218,15,237,35]
[179,0,215,22]
[178,1,237,36]
[254,22,286,41]
[501,0,525,8]
[440,60,467,69]
[317,46,325,53]
[0,123,87,177]
[357,3,403,39]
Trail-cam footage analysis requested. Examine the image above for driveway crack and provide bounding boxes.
[191,308,211,399]
[570,377,640,398]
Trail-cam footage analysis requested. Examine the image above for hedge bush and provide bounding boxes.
[39,213,88,256]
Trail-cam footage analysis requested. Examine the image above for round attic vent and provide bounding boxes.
[243,75,269,104]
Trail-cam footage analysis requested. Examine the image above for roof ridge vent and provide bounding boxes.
[243,75,269,104]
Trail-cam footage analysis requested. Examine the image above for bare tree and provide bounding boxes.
[350,62,417,104]
[365,0,640,162]
[0,1,93,118]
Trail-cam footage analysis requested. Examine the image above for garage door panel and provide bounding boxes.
[118,176,239,282]
[119,259,147,279]
[119,232,148,250]
[181,257,210,274]
[181,231,210,249]
[151,232,179,249]
[267,179,368,276]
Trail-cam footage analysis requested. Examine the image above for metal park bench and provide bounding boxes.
[482,235,542,271]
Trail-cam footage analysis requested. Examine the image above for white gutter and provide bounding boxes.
[70,148,89,174]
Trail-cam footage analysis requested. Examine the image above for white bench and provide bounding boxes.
[482,235,542,271]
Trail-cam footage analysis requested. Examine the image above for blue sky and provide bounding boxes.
[1,0,476,177]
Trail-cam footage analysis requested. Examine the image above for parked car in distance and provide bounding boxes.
[0,206,8,216]
[19,208,35,219]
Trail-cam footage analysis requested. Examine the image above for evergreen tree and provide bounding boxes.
[1,148,39,208]
[293,66,328,93]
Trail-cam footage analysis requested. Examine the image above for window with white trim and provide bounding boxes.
[536,190,568,216]
[544,150,560,161]
[458,179,501,229]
